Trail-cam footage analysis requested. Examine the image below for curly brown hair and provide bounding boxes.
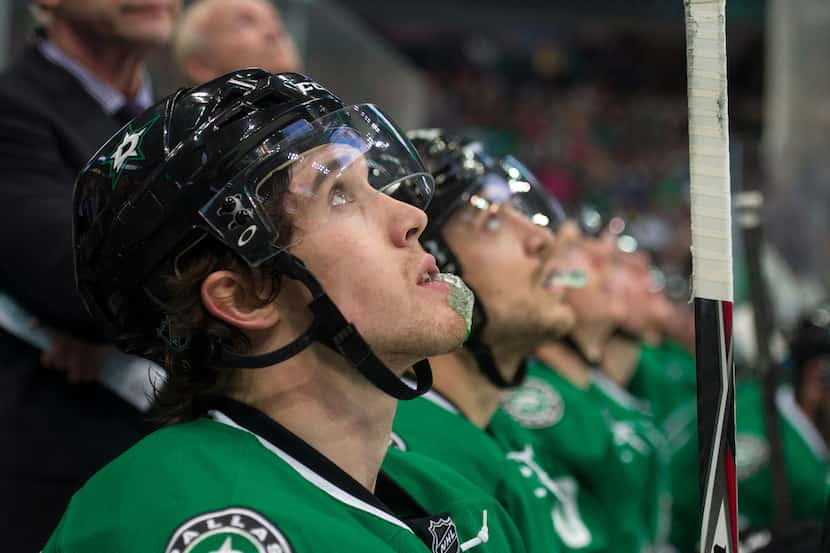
[146,169,293,423]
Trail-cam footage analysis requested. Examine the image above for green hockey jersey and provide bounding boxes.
[44,397,526,553]
[501,360,641,553]
[665,381,830,552]
[392,390,562,553]
[627,339,697,426]
[488,407,611,553]
[588,371,672,551]
[661,397,700,553]
[735,382,830,528]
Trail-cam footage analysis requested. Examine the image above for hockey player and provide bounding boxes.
[735,304,830,528]
[503,227,662,553]
[392,130,616,553]
[667,303,830,552]
[593,243,674,549]
[43,70,526,553]
[602,244,697,427]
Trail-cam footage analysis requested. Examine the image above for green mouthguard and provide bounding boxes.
[434,272,475,339]
[551,270,588,289]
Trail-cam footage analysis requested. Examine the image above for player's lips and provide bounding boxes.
[540,260,570,298]
[416,255,447,290]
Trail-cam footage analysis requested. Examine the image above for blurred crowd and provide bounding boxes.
[0,2,828,553]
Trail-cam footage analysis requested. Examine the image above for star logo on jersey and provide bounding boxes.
[211,537,244,553]
[735,434,769,480]
[165,507,293,553]
[427,517,459,553]
[501,376,564,429]
[105,114,159,190]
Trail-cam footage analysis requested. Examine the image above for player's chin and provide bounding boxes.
[524,309,574,341]
[381,311,466,365]
[420,312,468,357]
[551,306,576,335]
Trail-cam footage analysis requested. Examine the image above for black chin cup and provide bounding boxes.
[426,233,525,389]
[465,286,527,388]
[209,253,432,400]
[560,334,603,367]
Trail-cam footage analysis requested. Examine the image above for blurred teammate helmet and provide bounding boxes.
[790,303,830,378]
[407,129,565,387]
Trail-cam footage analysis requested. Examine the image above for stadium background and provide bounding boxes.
[1,0,827,339]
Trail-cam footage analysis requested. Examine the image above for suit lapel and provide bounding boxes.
[19,46,122,166]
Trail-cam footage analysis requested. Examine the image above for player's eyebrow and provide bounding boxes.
[307,158,344,196]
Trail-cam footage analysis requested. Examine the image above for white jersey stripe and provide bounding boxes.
[208,410,414,533]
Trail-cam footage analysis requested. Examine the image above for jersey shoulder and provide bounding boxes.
[45,420,418,553]
[392,396,508,492]
[502,362,613,460]
[383,447,528,553]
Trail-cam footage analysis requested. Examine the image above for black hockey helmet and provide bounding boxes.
[407,129,565,388]
[73,69,435,399]
[790,303,830,375]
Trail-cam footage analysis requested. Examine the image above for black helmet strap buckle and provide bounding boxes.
[212,252,432,400]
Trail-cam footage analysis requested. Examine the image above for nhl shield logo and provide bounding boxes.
[165,507,293,553]
[427,517,459,553]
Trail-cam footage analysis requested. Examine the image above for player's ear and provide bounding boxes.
[201,270,281,331]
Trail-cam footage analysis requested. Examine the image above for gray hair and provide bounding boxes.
[172,0,214,70]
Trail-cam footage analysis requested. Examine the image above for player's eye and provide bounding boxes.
[329,182,353,207]
[482,213,501,232]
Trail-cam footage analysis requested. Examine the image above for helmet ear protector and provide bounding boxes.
[409,129,566,388]
[73,70,435,399]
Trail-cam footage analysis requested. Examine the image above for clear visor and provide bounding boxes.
[199,104,434,266]
[462,156,565,231]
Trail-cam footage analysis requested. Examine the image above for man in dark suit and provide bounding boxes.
[0,1,179,548]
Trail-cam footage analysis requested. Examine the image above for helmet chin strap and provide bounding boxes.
[209,252,432,400]
[429,234,525,388]
[465,304,527,389]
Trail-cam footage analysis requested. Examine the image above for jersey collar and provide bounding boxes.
[204,396,429,533]
[404,376,464,416]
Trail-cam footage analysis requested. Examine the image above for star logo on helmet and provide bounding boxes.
[105,114,159,190]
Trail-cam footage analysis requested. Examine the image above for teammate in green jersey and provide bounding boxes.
[504,229,658,553]
[604,248,697,430]
[596,241,678,548]
[666,303,830,552]
[487,405,613,553]
[599,233,697,427]
[45,70,526,553]
[391,129,594,553]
